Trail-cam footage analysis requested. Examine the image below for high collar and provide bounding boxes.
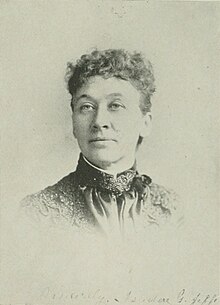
[75,153,140,196]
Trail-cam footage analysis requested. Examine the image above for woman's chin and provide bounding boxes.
[86,150,123,168]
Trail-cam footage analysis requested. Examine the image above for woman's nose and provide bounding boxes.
[91,107,111,130]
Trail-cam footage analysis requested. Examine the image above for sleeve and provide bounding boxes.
[19,192,52,226]
[144,183,184,228]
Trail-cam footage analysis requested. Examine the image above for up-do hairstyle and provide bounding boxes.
[65,49,156,114]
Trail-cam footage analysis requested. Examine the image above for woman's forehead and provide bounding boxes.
[75,76,141,100]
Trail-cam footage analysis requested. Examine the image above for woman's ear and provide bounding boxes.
[140,112,152,138]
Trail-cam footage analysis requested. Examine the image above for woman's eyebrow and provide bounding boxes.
[75,94,95,103]
[106,93,123,99]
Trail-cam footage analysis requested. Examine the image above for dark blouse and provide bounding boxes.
[21,154,183,236]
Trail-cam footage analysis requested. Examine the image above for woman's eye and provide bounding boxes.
[80,104,95,112]
[109,102,125,111]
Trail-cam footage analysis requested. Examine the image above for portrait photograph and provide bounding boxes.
[1,1,219,304]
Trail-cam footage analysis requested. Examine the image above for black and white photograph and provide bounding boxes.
[1,1,219,304]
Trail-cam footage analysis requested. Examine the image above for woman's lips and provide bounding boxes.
[89,138,116,142]
[89,138,117,148]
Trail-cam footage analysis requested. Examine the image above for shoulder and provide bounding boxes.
[20,172,84,226]
[21,172,76,205]
[143,181,184,228]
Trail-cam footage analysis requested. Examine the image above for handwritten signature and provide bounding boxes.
[37,287,219,305]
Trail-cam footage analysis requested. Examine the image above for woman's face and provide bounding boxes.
[72,76,151,168]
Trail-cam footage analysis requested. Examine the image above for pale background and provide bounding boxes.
[1,0,219,303]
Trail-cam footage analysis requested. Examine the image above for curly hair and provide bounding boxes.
[65,49,155,113]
